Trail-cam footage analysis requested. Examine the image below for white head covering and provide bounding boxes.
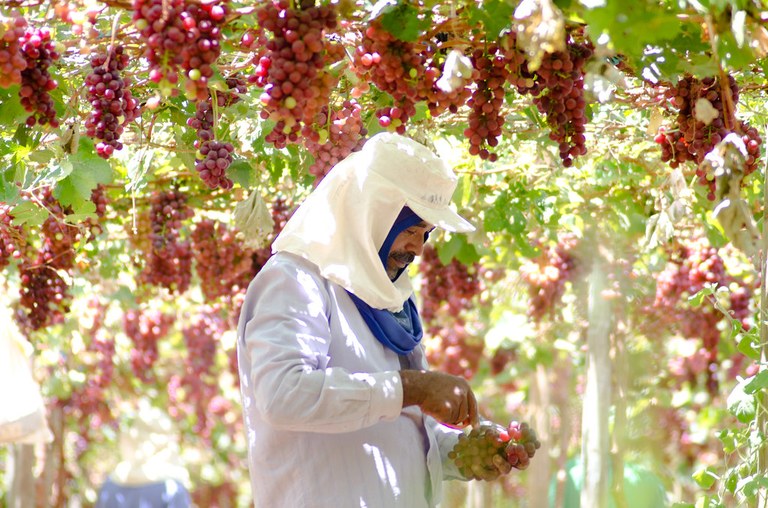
[272,132,474,312]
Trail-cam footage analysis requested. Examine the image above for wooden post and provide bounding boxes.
[580,255,612,508]
[7,443,36,508]
[527,363,552,508]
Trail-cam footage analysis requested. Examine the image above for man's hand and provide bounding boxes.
[400,370,478,427]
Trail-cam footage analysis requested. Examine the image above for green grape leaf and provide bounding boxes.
[466,0,514,40]
[692,466,718,489]
[228,158,255,188]
[376,2,431,42]
[743,370,768,394]
[11,200,48,227]
[727,377,756,423]
[736,331,760,360]
[54,140,113,209]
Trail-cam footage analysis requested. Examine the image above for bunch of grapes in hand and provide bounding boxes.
[448,419,541,480]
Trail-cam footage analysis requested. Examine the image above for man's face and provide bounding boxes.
[386,221,434,280]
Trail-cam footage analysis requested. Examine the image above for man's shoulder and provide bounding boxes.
[267,251,323,276]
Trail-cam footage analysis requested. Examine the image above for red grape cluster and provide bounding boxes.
[425,319,484,379]
[0,11,28,88]
[132,0,187,87]
[180,306,227,440]
[655,74,762,200]
[417,42,477,118]
[353,20,423,133]
[520,235,579,322]
[303,100,367,182]
[191,218,253,302]
[123,308,175,382]
[186,84,241,189]
[85,45,140,158]
[255,0,339,148]
[0,203,24,270]
[466,47,510,161]
[653,238,752,395]
[196,139,235,189]
[140,189,194,293]
[15,187,79,330]
[180,1,227,101]
[654,238,725,308]
[509,33,593,167]
[18,262,72,330]
[19,26,60,127]
[448,420,541,479]
[418,245,482,322]
[82,184,110,241]
[418,246,485,378]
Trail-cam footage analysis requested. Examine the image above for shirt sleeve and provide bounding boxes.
[239,256,404,433]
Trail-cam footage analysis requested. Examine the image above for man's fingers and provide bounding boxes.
[467,389,479,428]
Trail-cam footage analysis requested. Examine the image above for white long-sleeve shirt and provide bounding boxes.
[237,252,464,508]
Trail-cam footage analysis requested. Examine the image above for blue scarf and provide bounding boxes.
[347,208,425,355]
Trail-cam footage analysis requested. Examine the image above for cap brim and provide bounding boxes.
[407,202,475,233]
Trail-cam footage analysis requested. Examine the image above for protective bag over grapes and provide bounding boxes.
[0,304,51,444]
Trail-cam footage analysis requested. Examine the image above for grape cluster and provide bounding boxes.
[191,219,253,302]
[180,1,227,101]
[418,245,482,322]
[140,189,194,293]
[0,204,24,270]
[448,420,541,479]
[465,47,510,161]
[18,262,72,330]
[418,246,485,378]
[425,319,484,379]
[504,421,541,469]
[417,44,476,118]
[655,74,762,200]
[19,26,60,127]
[0,11,28,88]
[132,0,187,88]
[123,308,175,382]
[653,238,752,395]
[303,100,367,182]
[179,306,227,441]
[186,84,242,189]
[353,20,423,133]
[85,45,140,158]
[255,0,339,148]
[59,300,117,432]
[509,32,593,167]
[520,235,579,322]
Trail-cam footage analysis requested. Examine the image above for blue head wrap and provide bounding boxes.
[347,207,426,355]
